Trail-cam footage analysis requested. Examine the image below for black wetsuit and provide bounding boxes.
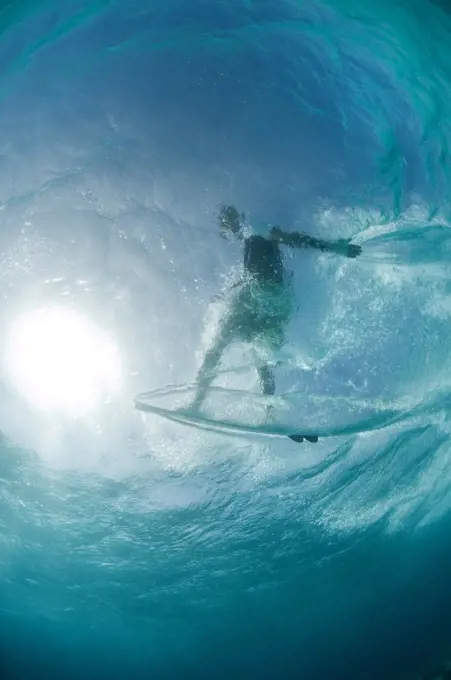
[243,235,284,284]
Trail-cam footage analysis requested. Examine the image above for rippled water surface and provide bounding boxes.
[2,1,451,678]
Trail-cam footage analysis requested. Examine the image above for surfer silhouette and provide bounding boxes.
[190,204,361,441]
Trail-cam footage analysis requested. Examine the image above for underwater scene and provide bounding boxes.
[2,1,451,678]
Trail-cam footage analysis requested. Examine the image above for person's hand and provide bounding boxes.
[332,239,362,258]
[345,242,362,258]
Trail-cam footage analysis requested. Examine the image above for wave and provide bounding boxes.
[2,1,451,679]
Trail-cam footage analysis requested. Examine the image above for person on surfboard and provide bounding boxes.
[190,204,362,442]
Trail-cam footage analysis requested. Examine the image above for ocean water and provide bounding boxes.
[1,1,451,678]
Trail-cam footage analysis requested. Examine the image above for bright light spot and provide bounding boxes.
[5,307,122,416]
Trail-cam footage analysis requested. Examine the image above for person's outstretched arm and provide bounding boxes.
[270,226,362,258]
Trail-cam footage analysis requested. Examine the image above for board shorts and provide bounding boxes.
[220,279,294,351]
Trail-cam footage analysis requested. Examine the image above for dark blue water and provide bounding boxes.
[1,1,451,678]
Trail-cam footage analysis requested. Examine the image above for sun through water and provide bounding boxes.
[4,307,122,417]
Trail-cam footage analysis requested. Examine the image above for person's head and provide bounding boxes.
[218,204,246,240]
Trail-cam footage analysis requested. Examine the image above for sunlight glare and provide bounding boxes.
[5,307,122,415]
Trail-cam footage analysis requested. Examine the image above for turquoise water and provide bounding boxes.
[2,1,451,678]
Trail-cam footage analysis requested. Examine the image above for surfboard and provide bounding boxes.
[134,384,407,442]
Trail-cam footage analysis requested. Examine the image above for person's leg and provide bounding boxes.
[256,362,275,395]
[190,327,233,412]
[254,319,283,397]
[190,282,252,411]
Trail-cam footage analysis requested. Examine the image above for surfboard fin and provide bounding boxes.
[289,434,319,444]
